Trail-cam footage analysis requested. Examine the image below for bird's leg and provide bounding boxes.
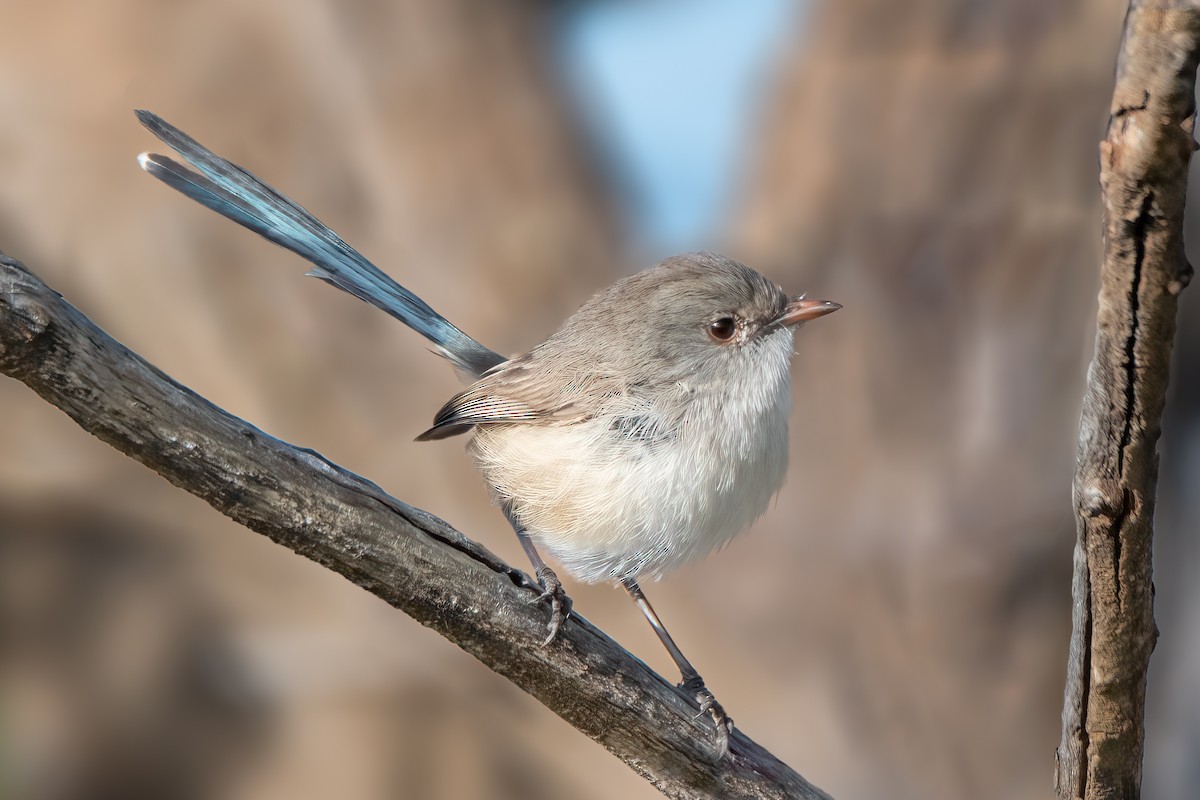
[502,503,572,645]
[621,578,733,757]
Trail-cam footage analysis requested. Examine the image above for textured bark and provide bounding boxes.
[0,251,831,800]
[1056,3,1199,798]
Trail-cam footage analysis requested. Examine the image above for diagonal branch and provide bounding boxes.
[1056,2,1199,798]
[0,251,830,800]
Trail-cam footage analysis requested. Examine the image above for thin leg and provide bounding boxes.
[503,503,572,645]
[622,579,733,757]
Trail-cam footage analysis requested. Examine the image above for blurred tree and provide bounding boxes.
[727,1,1152,798]
[0,501,270,800]
[3,0,1199,798]
[0,2,633,799]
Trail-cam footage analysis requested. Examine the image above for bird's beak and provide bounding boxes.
[774,297,842,327]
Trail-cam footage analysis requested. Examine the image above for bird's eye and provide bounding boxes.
[707,316,737,342]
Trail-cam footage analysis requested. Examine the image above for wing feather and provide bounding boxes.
[415,356,610,440]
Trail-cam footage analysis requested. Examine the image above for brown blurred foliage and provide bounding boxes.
[1,1,1197,799]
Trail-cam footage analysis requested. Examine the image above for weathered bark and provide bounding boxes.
[1056,3,1199,798]
[0,251,831,800]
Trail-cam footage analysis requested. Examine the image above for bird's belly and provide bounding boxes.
[470,405,789,583]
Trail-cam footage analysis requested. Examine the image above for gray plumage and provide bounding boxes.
[418,253,790,440]
[136,112,840,756]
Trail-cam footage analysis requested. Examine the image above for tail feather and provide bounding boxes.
[135,110,504,378]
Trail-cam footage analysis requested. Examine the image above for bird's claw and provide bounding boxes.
[528,566,572,645]
[681,675,734,759]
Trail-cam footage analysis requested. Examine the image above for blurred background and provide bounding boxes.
[1,0,1197,798]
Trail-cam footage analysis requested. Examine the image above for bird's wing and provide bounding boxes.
[415,355,614,441]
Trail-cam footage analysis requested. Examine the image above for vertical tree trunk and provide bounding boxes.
[1056,3,1199,798]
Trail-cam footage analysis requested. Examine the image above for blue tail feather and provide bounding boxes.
[135,110,504,378]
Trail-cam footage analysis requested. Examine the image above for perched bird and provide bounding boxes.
[136,110,840,756]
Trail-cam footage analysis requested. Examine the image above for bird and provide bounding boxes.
[134,110,840,757]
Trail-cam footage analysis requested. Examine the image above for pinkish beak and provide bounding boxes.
[775,297,842,327]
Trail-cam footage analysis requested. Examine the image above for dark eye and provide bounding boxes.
[707,316,737,342]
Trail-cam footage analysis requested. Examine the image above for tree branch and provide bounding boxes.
[0,251,830,800]
[1056,2,1199,798]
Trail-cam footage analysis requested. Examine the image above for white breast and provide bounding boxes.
[470,330,795,583]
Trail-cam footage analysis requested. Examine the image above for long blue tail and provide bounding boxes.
[135,110,504,379]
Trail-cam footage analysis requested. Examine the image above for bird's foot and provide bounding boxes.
[528,565,572,645]
[681,673,734,759]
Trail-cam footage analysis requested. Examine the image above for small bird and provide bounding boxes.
[135,110,840,756]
